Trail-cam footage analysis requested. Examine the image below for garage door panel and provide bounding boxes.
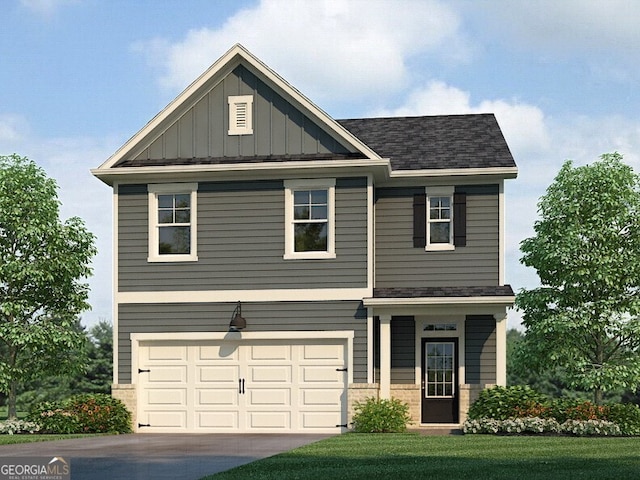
[147,411,187,429]
[301,365,343,383]
[146,388,186,406]
[302,344,344,361]
[197,411,238,429]
[301,388,343,406]
[249,388,291,406]
[147,345,188,361]
[198,365,238,383]
[249,365,291,383]
[300,411,342,429]
[199,345,239,361]
[250,345,291,360]
[248,412,290,429]
[198,388,238,406]
[148,366,187,383]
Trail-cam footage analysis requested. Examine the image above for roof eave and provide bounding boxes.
[91,158,392,186]
[362,295,516,307]
[390,166,518,179]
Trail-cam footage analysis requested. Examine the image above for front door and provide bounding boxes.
[421,339,458,423]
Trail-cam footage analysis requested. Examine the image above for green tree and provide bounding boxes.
[16,320,112,412]
[0,154,96,418]
[516,153,640,404]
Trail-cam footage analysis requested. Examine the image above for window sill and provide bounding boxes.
[425,244,455,252]
[148,254,199,263]
[283,252,337,260]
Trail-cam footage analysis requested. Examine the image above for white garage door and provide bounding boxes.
[137,338,348,433]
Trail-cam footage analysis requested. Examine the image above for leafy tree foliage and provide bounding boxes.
[0,154,96,417]
[516,153,640,404]
[15,320,113,412]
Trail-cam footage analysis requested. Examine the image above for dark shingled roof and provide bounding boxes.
[373,285,515,299]
[338,114,516,171]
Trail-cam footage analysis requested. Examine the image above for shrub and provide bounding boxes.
[606,403,640,436]
[561,419,621,436]
[29,394,132,434]
[352,397,411,433]
[463,417,621,436]
[0,419,41,435]
[463,417,560,435]
[467,386,548,420]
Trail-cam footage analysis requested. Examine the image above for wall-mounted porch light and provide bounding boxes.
[229,301,247,331]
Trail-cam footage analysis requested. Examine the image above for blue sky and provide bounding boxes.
[2,0,640,328]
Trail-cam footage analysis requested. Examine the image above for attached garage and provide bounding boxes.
[132,332,353,433]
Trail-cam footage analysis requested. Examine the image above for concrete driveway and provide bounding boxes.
[0,433,334,479]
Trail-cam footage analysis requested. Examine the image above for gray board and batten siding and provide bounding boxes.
[375,185,500,288]
[124,65,358,165]
[117,301,367,385]
[117,178,368,292]
[465,315,497,385]
[371,316,497,386]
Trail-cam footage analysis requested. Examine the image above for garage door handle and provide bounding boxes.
[336,368,347,372]
[238,378,245,394]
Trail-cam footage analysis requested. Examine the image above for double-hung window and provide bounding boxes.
[426,186,454,250]
[284,179,336,259]
[148,183,198,262]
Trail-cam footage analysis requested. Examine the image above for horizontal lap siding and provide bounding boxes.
[118,301,367,384]
[465,315,496,384]
[118,179,368,291]
[375,188,499,287]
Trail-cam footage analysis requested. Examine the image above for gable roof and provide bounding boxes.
[338,114,516,171]
[93,44,517,184]
[94,44,381,173]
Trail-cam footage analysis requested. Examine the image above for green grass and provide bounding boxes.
[0,434,100,445]
[202,433,640,480]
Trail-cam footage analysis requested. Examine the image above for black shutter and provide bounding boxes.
[413,193,426,248]
[454,192,466,247]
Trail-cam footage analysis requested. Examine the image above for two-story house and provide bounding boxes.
[92,44,517,433]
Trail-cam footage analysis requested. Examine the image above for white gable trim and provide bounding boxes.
[95,44,380,173]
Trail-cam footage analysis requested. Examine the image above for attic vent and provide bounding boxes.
[228,95,253,135]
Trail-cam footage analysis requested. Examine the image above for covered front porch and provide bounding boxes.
[354,286,514,426]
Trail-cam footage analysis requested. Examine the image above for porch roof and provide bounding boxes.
[363,285,515,307]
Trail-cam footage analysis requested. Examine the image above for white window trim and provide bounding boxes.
[228,95,254,135]
[284,178,336,260]
[148,183,198,263]
[426,186,455,251]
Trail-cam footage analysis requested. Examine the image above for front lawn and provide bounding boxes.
[0,434,100,445]
[202,433,640,480]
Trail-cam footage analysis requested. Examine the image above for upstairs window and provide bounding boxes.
[228,95,253,135]
[284,179,336,259]
[414,186,466,251]
[427,192,453,249]
[148,183,198,262]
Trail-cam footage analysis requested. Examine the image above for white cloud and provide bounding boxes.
[134,0,469,103]
[0,114,29,144]
[472,0,640,56]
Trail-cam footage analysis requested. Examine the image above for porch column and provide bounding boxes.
[379,315,391,399]
[495,312,507,386]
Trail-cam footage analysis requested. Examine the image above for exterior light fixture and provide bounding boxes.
[229,301,246,331]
